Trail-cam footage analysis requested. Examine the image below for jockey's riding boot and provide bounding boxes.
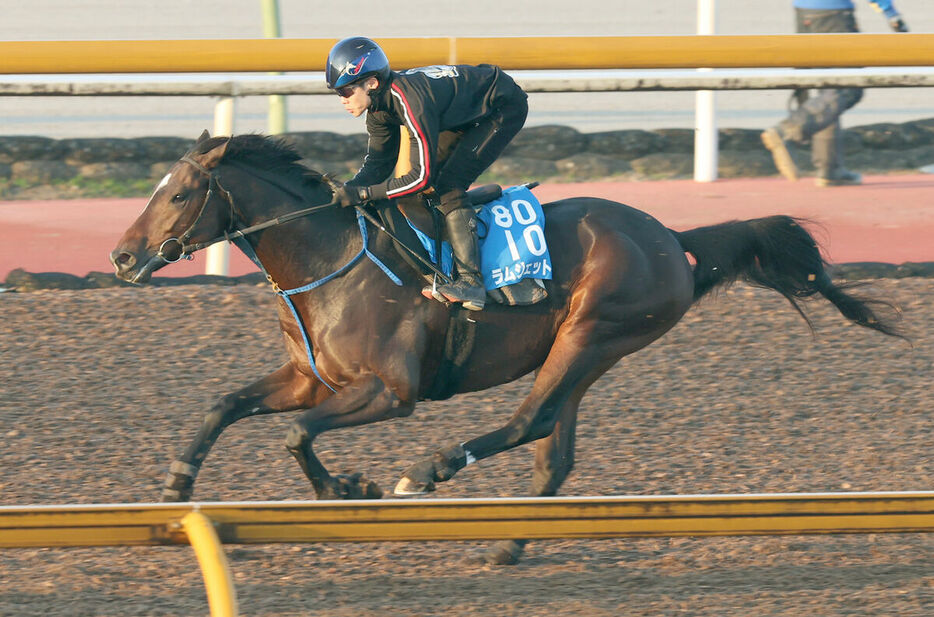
[435,206,486,311]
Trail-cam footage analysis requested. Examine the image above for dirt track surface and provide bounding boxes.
[1,279,933,616]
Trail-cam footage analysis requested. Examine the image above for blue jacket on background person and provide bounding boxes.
[793,0,902,21]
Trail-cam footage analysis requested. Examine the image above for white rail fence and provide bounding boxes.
[5,67,934,95]
[4,67,933,274]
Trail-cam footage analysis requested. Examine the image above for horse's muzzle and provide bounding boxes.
[110,248,160,284]
[110,248,140,282]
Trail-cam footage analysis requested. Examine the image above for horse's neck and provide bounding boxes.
[230,177,361,289]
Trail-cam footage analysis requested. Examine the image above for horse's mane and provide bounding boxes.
[193,134,326,188]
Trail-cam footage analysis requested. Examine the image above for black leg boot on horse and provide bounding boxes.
[430,190,486,311]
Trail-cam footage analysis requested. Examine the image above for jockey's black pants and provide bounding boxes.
[432,94,529,215]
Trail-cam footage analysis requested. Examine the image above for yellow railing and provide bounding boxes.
[7,493,934,548]
[1,34,933,74]
[6,492,934,616]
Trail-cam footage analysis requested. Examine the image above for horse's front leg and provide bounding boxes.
[162,362,320,502]
[285,374,414,500]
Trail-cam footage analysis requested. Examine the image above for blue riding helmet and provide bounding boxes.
[326,37,391,90]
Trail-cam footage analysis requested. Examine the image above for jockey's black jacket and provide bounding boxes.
[348,64,527,200]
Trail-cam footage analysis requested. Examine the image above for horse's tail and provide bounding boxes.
[670,215,905,339]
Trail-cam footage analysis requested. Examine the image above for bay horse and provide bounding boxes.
[111,132,902,565]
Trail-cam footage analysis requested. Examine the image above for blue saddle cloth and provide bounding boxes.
[406,185,553,292]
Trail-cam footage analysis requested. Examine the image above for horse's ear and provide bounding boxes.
[199,137,231,168]
[196,129,211,144]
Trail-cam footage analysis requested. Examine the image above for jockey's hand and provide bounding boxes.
[335,185,371,208]
[889,14,908,32]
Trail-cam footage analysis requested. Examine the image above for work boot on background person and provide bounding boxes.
[815,168,862,187]
[433,203,486,311]
[812,121,862,187]
[761,126,799,182]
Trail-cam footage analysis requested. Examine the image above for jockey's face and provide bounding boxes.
[337,76,378,118]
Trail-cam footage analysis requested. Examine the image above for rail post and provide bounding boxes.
[181,510,239,617]
[694,0,718,182]
[205,95,236,276]
[261,0,288,135]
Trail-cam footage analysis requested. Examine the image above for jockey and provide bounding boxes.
[326,36,529,311]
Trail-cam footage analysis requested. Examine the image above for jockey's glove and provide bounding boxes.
[335,185,372,207]
[889,14,908,32]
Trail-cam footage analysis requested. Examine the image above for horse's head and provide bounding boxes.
[111,130,233,283]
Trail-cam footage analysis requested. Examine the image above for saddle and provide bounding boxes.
[374,184,549,307]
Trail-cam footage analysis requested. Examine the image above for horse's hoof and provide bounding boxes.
[161,488,191,503]
[162,462,196,502]
[342,472,383,499]
[394,458,439,496]
[319,473,384,500]
[464,540,524,566]
[394,444,467,496]
[358,477,384,499]
[393,476,432,496]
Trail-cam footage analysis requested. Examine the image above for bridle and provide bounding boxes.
[149,154,236,266]
[135,150,341,281]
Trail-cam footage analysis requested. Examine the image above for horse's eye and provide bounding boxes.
[172,193,185,203]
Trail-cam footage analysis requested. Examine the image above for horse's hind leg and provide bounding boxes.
[472,392,582,566]
[395,322,626,496]
[163,362,319,501]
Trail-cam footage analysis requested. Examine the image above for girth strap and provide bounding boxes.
[425,307,478,401]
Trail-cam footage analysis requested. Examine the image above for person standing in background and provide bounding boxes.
[762,1,909,187]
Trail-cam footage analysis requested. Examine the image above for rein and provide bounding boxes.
[183,199,340,253]
[168,156,452,284]
[176,154,340,255]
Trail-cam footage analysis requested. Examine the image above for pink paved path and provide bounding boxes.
[2,174,932,280]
